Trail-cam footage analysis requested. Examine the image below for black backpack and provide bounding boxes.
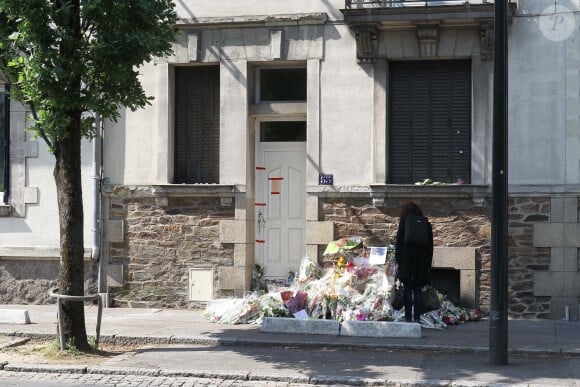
[404,214,430,247]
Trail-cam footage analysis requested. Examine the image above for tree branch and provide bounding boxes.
[28,102,54,151]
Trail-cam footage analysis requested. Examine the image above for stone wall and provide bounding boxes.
[531,196,580,320]
[508,197,551,318]
[101,187,576,320]
[0,260,97,304]
[106,188,235,308]
[319,195,559,318]
[320,196,492,313]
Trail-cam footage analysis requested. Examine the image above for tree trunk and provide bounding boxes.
[54,114,90,351]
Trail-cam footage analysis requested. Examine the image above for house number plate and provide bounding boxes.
[319,174,334,185]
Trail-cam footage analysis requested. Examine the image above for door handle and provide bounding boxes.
[257,211,265,232]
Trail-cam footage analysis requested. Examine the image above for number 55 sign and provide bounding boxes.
[319,174,334,185]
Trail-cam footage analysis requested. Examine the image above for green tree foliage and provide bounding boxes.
[0,0,177,351]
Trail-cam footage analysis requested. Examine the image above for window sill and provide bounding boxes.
[370,183,489,198]
[308,184,489,207]
[102,184,237,207]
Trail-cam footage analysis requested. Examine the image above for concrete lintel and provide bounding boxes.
[177,13,328,28]
[0,246,60,258]
[0,309,31,324]
[261,317,339,335]
[270,29,283,59]
[432,247,476,270]
[187,32,200,62]
[261,318,422,338]
[341,320,421,338]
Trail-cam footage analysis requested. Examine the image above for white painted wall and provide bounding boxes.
[319,24,374,185]
[508,1,579,186]
[0,137,95,250]
[102,0,580,188]
[508,15,566,185]
[220,60,249,185]
[175,0,345,21]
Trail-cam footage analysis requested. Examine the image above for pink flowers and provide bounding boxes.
[469,309,480,321]
[443,315,457,325]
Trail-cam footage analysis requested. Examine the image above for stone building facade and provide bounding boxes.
[1,0,579,321]
[100,181,580,319]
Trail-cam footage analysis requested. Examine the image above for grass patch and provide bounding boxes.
[2,338,139,364]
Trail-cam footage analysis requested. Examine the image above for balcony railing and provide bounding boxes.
[345,0,489,8]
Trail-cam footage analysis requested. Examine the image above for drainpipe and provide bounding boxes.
[92,112,107,305]
[2,86,10,205]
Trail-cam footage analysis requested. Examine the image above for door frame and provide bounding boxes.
[254,117,307,277]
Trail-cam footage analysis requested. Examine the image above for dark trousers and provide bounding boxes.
[402,277,423,322]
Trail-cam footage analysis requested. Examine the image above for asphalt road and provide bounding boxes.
[103,343,580,385]
[2,343,580,386]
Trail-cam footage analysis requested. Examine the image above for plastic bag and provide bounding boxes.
[391,282,404,310]
[422,285,441,312]
[285,290,308,314]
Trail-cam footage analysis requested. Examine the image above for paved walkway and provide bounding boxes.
[1,304,579,386]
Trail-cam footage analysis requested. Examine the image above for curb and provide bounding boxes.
[0,363,523,387]
[2,330,580,358]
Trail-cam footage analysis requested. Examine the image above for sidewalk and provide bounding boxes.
[1,304,579,355]
[1,304,580,386]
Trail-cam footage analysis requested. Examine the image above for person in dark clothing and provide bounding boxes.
[395,202,434,323]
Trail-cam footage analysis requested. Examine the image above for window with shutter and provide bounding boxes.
[389,60,471,184]
[174,66,220,184]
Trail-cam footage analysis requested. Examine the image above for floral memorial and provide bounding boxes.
[204,237,480,327]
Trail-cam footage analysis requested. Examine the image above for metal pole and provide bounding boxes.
[2,86,10,204]
[489,0,509,365]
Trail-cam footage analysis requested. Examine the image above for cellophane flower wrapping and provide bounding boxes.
[203,245,481,327]
[203,294,262,324]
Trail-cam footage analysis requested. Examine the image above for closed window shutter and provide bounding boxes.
[174,66,220,184]
[389,60,471,184]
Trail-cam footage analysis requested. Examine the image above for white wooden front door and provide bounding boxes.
[255,142,306,278]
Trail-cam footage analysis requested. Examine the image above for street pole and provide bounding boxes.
[489,0,509,365]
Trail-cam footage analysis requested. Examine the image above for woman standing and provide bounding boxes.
[395,202,434,323]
